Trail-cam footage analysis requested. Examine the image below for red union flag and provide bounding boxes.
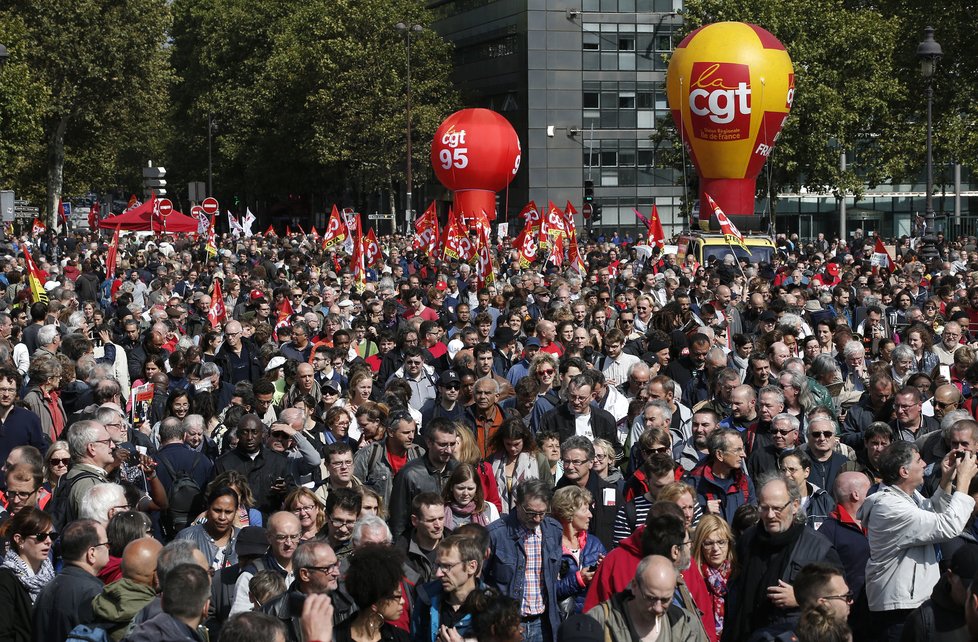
[872,237,895,274]
[412,202,440,255]
[350,214,366,292]
[475,224,494,289]
[208,279,227,328]
[705,192,750,254]
[517,223,538,268]
[546,201,567,241]
[321,205,348,250]
[563,202,586,274]
[364,228,381,267]
[105,227,121,278]
[31,218,46,237]
[549,234,564,267]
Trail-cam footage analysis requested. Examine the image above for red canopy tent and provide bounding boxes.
[99,197,200,233]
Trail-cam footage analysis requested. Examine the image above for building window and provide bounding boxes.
[583,32,600,51]
[618,37,635,51]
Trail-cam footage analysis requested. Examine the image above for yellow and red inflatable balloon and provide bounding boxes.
[431,108,521,222]
[667,22,794,231]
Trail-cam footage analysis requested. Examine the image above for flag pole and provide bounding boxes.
[725,237,749,281]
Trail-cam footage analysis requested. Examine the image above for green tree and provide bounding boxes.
[0,0,171,224]
[169,0,457,214]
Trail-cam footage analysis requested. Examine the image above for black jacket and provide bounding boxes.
[723,525,843,641]
[388,456,458,540]
[214,342,262,385]
[900,575,968,642]
[261,585,356,642]
[556,472,621,550]
[215,446,295,517]
[32,565,104,642]
[0,568,32,642]
[536,404,622,457]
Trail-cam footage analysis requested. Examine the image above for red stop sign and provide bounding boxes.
[582,203,593,219]
[190,205,204,219]
[201,197,219,215]
[158,198,173,218]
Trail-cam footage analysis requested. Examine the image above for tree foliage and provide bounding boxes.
[168,0,458,213]
[0,0,171,221]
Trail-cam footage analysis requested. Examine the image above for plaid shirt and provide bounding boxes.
[520,524,545,616]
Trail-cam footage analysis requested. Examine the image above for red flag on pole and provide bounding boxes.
[31,218,46,237]
[350,215,366,292]
[872,238,896,274]
[564,202,586,274]
[704,193,750,254]
[105,227,121,278]
[649,204,666,249]
[321,205,348,250]
[89,201,100,230]
[412,202,440,256]
[475,223,495,289]
[208,279,227,328]
[364,228,381,267]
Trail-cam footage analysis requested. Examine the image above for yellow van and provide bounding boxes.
[680,233,777,265]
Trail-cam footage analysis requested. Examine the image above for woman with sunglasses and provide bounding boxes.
[42,440,71,500]
[0,507,56,610]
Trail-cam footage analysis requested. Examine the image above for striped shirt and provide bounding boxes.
[520,525,545,616]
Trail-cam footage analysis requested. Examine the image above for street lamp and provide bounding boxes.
[395,22,423,234]
[917,26,942,263]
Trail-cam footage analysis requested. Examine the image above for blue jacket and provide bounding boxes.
[684,461,756,525]
[484,513,563,639]
[411,579,487,641]
[556,531,606,616]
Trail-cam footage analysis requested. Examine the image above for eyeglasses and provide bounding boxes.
[442,383,460,390]
[93,438,117,448]
[561,458,590,467]
[937,400,960,409]
[328,517,357,529]
[292,505,318,514]
[90,540,109,548]
[810,431,835,439]
[537,369,555,376]
[434,560,463,574]
[702,539,729,549]
[31,532,58,542]
[6,489,37,500]
[330,461,353,469]
[519,505,548,519]
[642,445,669,455]
[772,428,797,436]
[821,592,854,604]
[307,562,341,575]
[758,501,792,515]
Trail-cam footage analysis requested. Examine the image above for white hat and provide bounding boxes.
[44,281,60,291]
[265,356,287,372]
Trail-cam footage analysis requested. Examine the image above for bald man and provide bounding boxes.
[586,555,705,641]
[92,539,163,641]
[816,471,871,637]
[216,319,262,384]
[231,512,302,615]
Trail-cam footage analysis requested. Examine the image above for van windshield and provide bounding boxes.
[702,244,773,264]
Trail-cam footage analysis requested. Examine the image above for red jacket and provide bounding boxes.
[583,526,716,640]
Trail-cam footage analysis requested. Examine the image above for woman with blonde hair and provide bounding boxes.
[527,352,561,423]
[284,487,326,541]
[552,485,605,617]
[691,514,735,642]
[453,421,502,512]
[358,487,387,520]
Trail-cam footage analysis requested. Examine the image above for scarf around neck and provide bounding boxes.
[1,548,55,603]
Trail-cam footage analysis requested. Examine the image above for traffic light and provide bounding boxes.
[592,203,603,223]
[584,179,594,204]
[142,162,167,198]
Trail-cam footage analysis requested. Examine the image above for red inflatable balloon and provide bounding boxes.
[431,108,521,221]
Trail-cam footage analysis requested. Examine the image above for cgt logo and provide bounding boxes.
[688,62,751,141]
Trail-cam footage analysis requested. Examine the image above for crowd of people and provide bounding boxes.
[3,224,978,642]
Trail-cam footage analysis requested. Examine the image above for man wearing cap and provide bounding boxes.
[421,370,472,428]
[492,326,519,377]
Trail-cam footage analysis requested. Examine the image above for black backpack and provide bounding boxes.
[47,470,102,532]
[158,453,203,538]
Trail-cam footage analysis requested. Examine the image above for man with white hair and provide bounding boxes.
[54,420,116,527]
[934,321,964,366]
[78,482,129,525]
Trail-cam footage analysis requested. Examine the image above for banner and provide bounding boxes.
[31,218,46,237]
[105,228,121,278]
[22,246,49,304]
[872,238,895,274]
[208,278,227,328]
[205,213,217,257]
[412,202,440,255]
[350,214,366,292]
[227,211,243,238]
[364,228,381,267]
[705,193,750,255]
[321,205,348,250]
[475,223,495,289]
